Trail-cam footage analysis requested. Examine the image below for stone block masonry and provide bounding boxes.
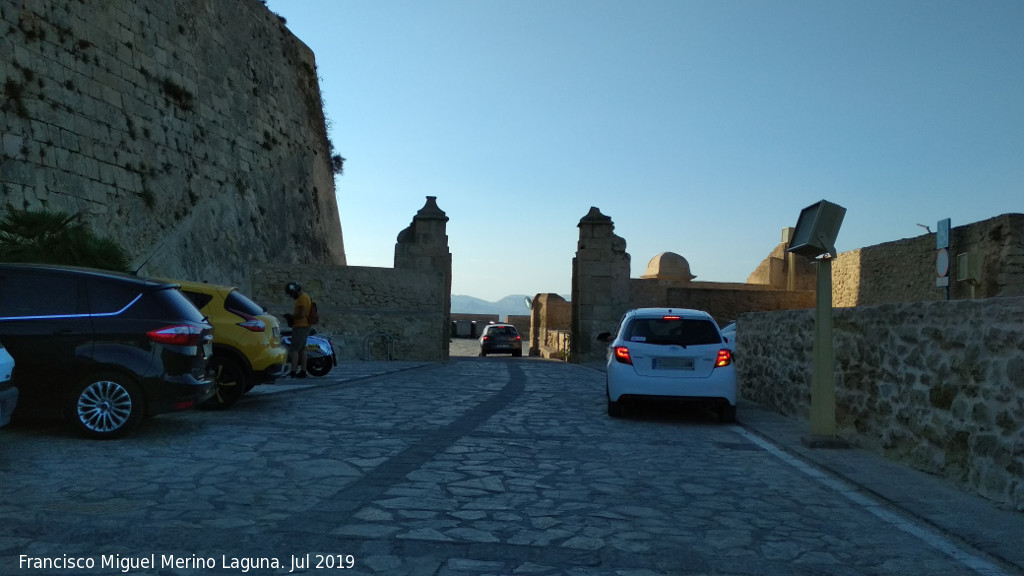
[249,197,453,363]
[249,263,449,363]
[1,0,344,283]
[832,214,1024,306]
[529,293,571,359]
[737,297,1024,511]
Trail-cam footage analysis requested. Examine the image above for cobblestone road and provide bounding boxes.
[1,356,1019,575]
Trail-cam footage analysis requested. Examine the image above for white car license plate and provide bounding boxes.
[653,357,694,370]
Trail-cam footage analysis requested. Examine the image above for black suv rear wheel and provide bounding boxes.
[69,373,144,438]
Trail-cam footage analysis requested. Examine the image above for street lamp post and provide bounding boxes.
[786,200,849,447]
[811,255,836,438]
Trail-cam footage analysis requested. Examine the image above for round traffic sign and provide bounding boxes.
[936,248,950,277]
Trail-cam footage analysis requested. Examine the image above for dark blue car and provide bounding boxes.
[0,264,215,438]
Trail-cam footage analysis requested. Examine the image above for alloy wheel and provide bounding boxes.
[77,380,134,433]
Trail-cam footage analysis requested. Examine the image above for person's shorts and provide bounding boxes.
[289,326,311,354]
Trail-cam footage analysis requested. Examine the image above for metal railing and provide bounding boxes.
[361,332,396,361]
[550,330,571,362]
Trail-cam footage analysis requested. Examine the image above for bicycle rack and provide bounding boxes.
[361,333,395,360]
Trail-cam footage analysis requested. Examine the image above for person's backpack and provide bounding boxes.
[307,300,320,325]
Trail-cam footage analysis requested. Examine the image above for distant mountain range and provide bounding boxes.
[451,294,534,320]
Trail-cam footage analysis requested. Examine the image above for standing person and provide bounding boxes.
[284,281,312,378]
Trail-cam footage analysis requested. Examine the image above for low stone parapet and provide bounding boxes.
[738,296,1024,510]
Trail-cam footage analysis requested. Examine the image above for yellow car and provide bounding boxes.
[175,280,288,408]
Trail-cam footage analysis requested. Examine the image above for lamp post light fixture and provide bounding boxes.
[786,200,849,447]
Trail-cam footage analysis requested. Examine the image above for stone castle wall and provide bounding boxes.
[505,314,531,342]
[737,297,1024,510]
[639,280,814,328]
[1,0,344,284]
[246,197,452,363]
[832,214,1024,307]
[247,263,448,362]
[745,214,1024,308]
[746,233,818,291]
[530,293,571,360]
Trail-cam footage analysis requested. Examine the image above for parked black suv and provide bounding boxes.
[0,264,215,438]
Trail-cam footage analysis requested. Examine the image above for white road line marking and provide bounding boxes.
[732,426,1013,576]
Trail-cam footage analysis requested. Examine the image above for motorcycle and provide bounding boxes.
[281,328,337,377]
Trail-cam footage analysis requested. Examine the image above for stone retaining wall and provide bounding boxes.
[737,297,1024,510]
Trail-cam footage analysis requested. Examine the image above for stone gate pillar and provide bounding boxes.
[395,196,452,361]
[571,207,631,364]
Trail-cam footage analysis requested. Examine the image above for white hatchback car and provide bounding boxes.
[0,341,17,427]
[598,308,737,422]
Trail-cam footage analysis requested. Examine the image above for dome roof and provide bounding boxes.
[641,252,696,281]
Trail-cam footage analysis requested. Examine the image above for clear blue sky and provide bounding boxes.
[266,0,1023,302]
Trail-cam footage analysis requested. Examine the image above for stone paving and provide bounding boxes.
[0,356,1021,576]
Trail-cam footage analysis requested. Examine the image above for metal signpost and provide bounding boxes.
[936,218,951,300]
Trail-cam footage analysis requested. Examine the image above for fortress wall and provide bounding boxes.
[630,279,815,327]
[1,0,344,283]
[529,293,571,360]
[247,197,453,363]
[248,263,448,362]
[832,214,1024,307]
